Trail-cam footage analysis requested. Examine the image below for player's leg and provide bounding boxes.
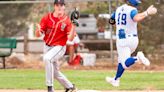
[69,35,80,66]
[130,37,150,66]
[106,47,138,87]
[44,45,74,91]
[66,35,80,66]
[50,46,77,91]
[67,45,75,65]
[53,61,77,92]
[114,55,137,80]
[66,40,75,65]
[43,45,55,92]
[115,36,139,80]
[136,51,150,66]
[106,37,139,87]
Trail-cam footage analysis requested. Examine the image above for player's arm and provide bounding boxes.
[132,10,147,22]
[133,5,157,22]
[35,15,47,37]
[109,12,116,25]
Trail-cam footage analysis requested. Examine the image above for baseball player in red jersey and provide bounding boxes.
[35,0,78,92]
[66,34,80,65]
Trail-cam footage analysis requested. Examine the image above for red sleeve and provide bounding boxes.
[39,14,48,33]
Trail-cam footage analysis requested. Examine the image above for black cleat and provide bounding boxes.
[65,84,77,92]
[48,86,54,92]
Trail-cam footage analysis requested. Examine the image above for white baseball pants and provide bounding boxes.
[116,35,139,68]
[43,44,73,88]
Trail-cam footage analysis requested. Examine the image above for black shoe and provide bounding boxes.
[65,84,77,92]
[48,86,54,92]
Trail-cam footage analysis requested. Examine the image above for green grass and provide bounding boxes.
[0,69,164,90]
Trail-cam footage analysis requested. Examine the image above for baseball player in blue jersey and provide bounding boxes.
[106,0,157,87]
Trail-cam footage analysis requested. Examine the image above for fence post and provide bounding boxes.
[24,34,28,55]
[109,0,114,64]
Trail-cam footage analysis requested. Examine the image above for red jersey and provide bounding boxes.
[40,12,73,46]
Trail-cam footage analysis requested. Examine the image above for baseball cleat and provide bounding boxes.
[65,84,78,92]
[137,51,150,66]
[106,76,120,87]
[47,86,54,92]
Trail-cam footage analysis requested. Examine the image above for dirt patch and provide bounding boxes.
[62,59,164,71]
[4,53,164,71]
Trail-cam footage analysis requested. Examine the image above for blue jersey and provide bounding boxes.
[112,4,138,39]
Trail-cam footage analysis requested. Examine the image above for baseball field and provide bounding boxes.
[0,69,164,92]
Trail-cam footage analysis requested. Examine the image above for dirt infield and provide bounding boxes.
[0,90,164,92]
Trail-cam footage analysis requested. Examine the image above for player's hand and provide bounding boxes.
[71,8,80,26]
[146,5,157,16]
[35,23,41,37]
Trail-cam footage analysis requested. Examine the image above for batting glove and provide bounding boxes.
[144,5,157,16]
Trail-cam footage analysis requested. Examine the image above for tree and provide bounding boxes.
[137,0,164,53]
[0,3,33,37]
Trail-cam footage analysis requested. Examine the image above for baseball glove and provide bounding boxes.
[71,8,80,26]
